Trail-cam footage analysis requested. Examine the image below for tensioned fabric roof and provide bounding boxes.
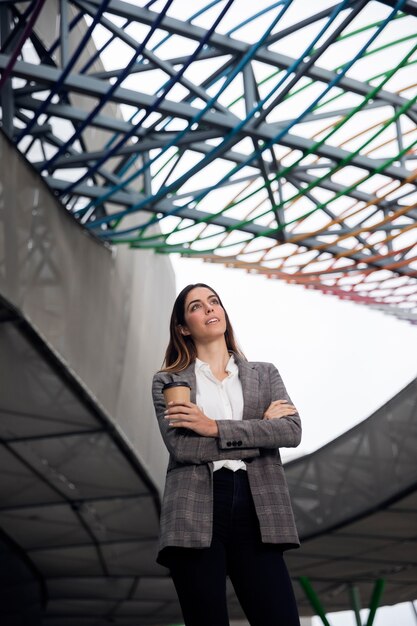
[0,300,174,625]
[1,297,416,624]
[0,0,416,321]
[285,376,417,615]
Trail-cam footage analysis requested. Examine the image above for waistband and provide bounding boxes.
[213,467,248,478]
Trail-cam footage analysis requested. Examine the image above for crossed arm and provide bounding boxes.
[152,364,301,465]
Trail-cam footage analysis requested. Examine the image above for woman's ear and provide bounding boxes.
[179,325,191,336]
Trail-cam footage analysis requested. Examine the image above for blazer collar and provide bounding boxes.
[234,353,259,420]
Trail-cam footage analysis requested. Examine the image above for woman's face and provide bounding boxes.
[181,287,227,343]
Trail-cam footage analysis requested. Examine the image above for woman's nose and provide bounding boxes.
[206,303,214,313]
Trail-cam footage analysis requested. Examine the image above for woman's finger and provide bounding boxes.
[265,407,296,415]
[165,413,193,421]
[165,405,193,416]
[264,408,297,419]
[168,419,197,429]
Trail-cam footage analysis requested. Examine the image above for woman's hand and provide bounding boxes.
[263,399,297,420]
[164,401,219,437]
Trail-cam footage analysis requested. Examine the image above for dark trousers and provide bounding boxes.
[166,467,300,626]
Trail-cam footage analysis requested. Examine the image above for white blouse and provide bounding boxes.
[195,354,247,472]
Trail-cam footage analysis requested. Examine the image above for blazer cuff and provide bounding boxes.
[217,420,255,450]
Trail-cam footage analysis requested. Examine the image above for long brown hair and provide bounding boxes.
[161,283,245,372]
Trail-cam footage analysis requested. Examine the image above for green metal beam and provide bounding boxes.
[299,576,332,626]
[300,577,387,626]
[350,585,362,626]
[365,579,386,626]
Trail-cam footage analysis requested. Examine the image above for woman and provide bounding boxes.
[152,283,301,626]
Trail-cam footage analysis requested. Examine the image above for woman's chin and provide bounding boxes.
[199,328,226,342]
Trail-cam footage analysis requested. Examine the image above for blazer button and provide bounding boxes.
[227,441,232,447]
[232,440,237,446]
[237,441,242,446]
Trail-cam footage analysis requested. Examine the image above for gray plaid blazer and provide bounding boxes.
[152,353,301,564]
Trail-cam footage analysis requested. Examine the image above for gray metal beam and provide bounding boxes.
[0,5,14,137]
[175,141,404,215]
[251,0,369,130]
[288,222,413,236]
[3,56,413,184]
[83,0,417,114]
[290,171,417,222]
[44,176,415,276]
[80,135,406,222]
[31,130,222,168]
[19,95,407,222]
[15,95,146,135]
[36,130,124,189]
[286,173,380,257]
[77,0,237,120]
[378,0,417,17]
[89,49,225,79]
[49,140,410,225]
[265,3,342,47]
[276,100,390,127]
[0,55,233,129]
[59,0,69,67]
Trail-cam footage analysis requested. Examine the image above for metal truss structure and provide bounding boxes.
[1,0,417,322]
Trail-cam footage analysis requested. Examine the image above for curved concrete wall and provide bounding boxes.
[0,130,175,492]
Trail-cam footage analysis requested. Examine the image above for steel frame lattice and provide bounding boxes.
[1,0,417,322]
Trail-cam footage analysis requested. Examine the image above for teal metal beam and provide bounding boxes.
[300,577,387,626]
[350,585,362,626]
[365,579,385,626]
[299,576,332,626]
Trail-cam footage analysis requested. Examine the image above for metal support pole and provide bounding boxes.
[60,0,69,68]
[142,151,152,196]
[0,5,14,137]
[410,600,417,625]
[395,106,405,167]
[365,579,385,626]
[299,576,332,626]
[349,585,362,626]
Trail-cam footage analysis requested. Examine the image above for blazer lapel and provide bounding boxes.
[235,355,260,421]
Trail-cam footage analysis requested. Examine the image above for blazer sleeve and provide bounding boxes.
[216,363,302,450]
[152,373,260,464]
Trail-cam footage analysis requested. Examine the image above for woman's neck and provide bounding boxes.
[196,339,231,378]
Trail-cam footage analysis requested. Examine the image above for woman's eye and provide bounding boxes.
[191,303,201,311]
[210,298,219,305]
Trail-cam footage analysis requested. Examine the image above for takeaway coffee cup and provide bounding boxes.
[163,381,191,406]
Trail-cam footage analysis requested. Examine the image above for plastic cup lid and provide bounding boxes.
[162,381,191,390]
